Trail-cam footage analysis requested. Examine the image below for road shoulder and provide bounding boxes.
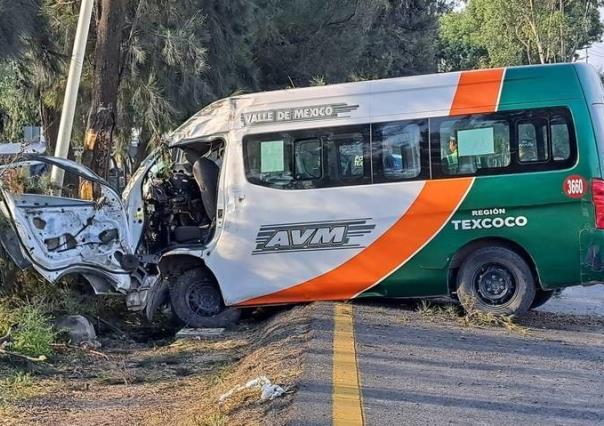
[287,302,335,426]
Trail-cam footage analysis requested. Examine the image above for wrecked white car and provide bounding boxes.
[0,142,240,327]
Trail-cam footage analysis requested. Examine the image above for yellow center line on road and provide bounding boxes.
[332,303,364,425]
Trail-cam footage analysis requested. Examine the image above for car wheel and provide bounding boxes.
[530,289,555,310]
[169,268,241,328]
[457,246,536,316]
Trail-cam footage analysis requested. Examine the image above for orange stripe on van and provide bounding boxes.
[449,68,505,116]
[239,178,473,306]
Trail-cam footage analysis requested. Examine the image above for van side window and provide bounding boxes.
[372,120,424,182]
[518,118,549,163]
[294,139,322,180]
[439,115,511,176]
[244,138,292,188]
[243,125,370,189]
[324,130,370,186]
[244,107,575,187]
[551,115,571,161]
[433,107,575,178]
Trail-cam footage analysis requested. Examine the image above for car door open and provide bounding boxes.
[0,157,135,292]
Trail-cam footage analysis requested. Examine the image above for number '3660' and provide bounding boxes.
[567,178,584,195]
[564,175,586,199]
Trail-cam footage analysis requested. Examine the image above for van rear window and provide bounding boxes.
[590,104,604,174]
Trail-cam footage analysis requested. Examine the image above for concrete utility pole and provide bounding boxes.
[50,0,95,189]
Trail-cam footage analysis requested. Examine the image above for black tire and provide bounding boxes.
[530,289,555,310]
[169,268,241,328]
[456,246,536,316]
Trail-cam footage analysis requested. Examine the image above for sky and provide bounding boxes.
[577,45,604,72]
[575,7,604,71]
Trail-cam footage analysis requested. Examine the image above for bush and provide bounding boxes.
[3,304,56,358]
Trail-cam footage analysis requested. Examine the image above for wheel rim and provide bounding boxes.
[185,283,223,317]
[473,263,516,305]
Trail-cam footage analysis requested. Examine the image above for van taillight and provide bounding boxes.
[592,179,604,229]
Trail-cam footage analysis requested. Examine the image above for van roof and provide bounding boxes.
[170,63,598,145]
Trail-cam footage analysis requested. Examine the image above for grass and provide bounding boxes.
[0,263,128,359]
[0,303,17,336]
[417,300,460,321]
[144,306,309,426]
[0,300,57,358]
[9,306,56,358]
[0,371,44,405]
[0,269,113,319]
[0,370,56,424]
[96,359,136,386]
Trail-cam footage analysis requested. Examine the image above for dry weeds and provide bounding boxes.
[417,299,530,336]
[148,305,310,426]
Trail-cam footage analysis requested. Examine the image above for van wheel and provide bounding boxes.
[169,268,241,328]
[530,289,555,310]
[456,246,536,316]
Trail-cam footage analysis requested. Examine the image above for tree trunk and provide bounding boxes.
[40,102,60,155]
[559,0,565,61]
[81,0,126,180]
[527,0,547,64]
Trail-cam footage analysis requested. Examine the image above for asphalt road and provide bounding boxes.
[355,303,604,425]
[537,285,604,316]
[290,286,604,425]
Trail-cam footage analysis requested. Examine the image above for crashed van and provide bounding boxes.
[2,63,604,325]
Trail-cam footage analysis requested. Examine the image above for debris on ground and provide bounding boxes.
[219,376,289,404]
[175,327,225,340]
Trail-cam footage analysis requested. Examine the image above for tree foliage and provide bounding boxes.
[0,0,67,145]
[438,0,604,71]
[0,0,46,60]
[253,0,387,88]
[356,0,451,79]
[0,63,38,141]
[0,0,451,170]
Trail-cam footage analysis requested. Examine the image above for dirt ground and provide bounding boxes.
[0,305,312,426]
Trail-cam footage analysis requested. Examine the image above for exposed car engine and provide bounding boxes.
[144,171,207,251]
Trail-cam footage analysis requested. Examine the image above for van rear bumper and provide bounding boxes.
[581,229,604,282]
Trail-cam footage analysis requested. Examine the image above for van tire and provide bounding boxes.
[530,289,556,310]
[456,246,536,316]
[169,268,241,328]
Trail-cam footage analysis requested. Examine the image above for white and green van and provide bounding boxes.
[1,63,603,325]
